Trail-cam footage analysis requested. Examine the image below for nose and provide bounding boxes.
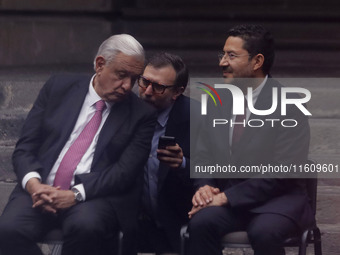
[219,57,229,67]
[121,77,133,91]
[144,84,154,95]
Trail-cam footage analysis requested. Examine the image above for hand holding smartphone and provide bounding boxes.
[157,136,184,168]
[158,136,176,149]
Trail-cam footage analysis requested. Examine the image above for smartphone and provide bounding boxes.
[158,136,176,149]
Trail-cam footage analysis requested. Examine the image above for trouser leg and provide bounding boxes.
[60,198,118,255]
[0,188,55,255]
[187,206,248,255]
[247,213,299,255]
[137,217,173,254]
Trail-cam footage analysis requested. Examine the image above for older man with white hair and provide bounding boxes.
[0,34,156,255]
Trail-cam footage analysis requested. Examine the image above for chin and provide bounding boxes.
[109,94,126,103]
[145,100,157,108]
[223,76,235,84]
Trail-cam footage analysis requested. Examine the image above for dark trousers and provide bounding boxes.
[0,188,119,255]
[188,206,299,255]
[137,215,174,255]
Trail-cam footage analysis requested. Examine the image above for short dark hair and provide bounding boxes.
[147,52,189,89]
[227,24,275,74]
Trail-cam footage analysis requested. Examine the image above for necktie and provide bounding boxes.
[53,100,106,190]
[232,99,247,151]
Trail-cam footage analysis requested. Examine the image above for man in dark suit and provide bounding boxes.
[0,34,156,255]
[187,25,314,255]
[137,53,194,254]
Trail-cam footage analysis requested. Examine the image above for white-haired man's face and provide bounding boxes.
[93,52,144,102]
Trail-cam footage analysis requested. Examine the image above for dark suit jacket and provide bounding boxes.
[155,95,194,251]
[11,74,157,254]
[194,78,314,230]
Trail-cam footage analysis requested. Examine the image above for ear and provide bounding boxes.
[95,56,106,74]
[172,86,185,101]
[252,54,264,72]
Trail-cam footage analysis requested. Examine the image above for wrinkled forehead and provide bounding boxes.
[112,52,144,74]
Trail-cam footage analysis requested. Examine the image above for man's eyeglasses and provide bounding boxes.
[138,76,174,94]
[218,52,251,61]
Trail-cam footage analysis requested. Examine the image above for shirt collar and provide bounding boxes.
[88,74,113,110]
[250,75,268,103]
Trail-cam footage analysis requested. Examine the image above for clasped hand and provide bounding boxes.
[27,178,76,214]
[188,185,228,219]
[157,143,184,168]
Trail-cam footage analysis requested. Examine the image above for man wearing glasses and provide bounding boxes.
[187,25,314,255]
[137,52,194,254]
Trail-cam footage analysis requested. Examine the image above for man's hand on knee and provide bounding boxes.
[189,192,228,218]
[26,178,58,207]
[33,188,76,211]
[50,190,77,210]
[192,185,220,207]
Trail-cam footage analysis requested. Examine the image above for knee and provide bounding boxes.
[0,219,11,241]
[66,217,101,236]
[248,226,282,248]
[188,207,225,236]
[0,217,19,236]
[63,214,107,241]
[0,218,22,244]
[189,208,211,232]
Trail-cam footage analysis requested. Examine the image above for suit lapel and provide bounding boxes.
[42,76,90,180]
[55,78,90,152]
[58,80,90,142]
[91,96,130,168]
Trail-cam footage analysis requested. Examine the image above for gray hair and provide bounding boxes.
[93,34,145,70]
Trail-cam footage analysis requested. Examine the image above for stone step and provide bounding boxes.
[147,49,340,78]
[0,182,16,213]
[0,16,111,66]
[0,0,113,11]
[121,7,340,50]
[121,6,340,78]
[1,48,340,79]
[318,223,340,255]
[316,186,340,225]
[0,78,47,111]
[1,6,340,67]
[303,80,340,118]
[309,119,340,156]
[0,111,27,141]
[135,0,340,9]
[0,144,15,182]
[309,119,340,168]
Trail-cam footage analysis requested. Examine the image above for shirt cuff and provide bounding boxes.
[22,172,42,190]
[72,184,86,201]
[181,156,187,169]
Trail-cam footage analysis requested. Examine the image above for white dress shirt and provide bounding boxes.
[22,75,112,200]
[229,75,268,145]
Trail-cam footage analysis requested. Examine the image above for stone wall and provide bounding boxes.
[0,0,113,11]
